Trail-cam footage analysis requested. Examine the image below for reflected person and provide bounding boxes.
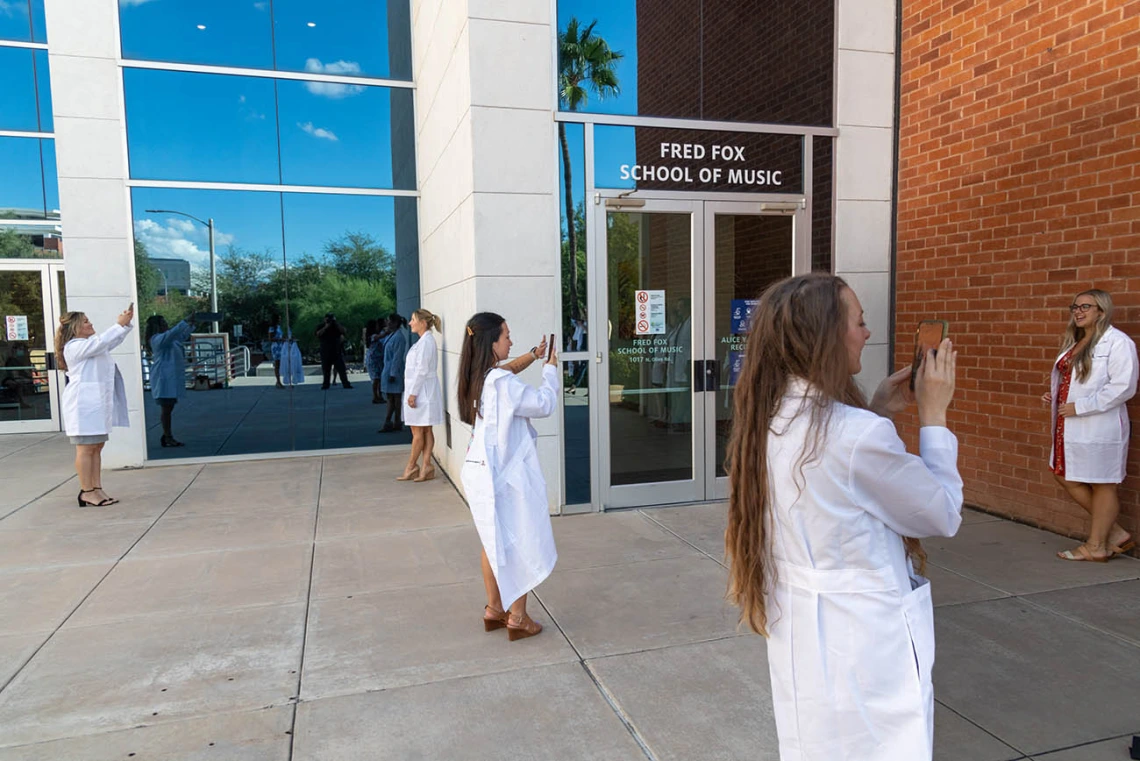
[380,313,409,432]
[398,309,444,481]
[146,313,197,448]
[316,312,352,390]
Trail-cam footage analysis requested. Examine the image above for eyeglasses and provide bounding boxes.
[1069,303,1099,313]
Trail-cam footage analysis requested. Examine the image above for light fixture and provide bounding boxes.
[307,21,316,27]
[759,201,802,213]
[196,24,206,30]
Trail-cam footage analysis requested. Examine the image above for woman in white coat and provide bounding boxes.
[398,308,444,482]
[56,305,135,507]
[724,274,962,761]
[458,312,557,642]
[1043,289,1138,561]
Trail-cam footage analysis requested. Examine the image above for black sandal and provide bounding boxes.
[160,436,185,448]
[77,489,114,507]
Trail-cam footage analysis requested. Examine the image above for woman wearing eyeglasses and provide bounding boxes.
[1043,289,1139,561]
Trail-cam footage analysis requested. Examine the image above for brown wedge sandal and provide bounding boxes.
[507,612,543,642]
[483,605,509,632]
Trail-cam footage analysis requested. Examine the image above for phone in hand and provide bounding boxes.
[910,320,949,392]
[546,333,556,361]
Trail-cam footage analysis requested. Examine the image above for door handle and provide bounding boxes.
[45,352,56,371]
[693,360,705,392]
[705,359,719,393]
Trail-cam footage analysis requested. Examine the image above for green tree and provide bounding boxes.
[290,271,395,358]
[324,231,394,285]
[558,17,622,322]
[0,229,38,259]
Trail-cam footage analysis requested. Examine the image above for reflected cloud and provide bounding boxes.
[118,0,157,6]
[303,58,366,98]
[298,121,338,141]
[0,1,28,17]
[134,217,236,272]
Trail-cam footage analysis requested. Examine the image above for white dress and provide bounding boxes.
[402,330,443,426]
[461,364,559,607]
[1048,325,1138,483]
[765,381,963,761]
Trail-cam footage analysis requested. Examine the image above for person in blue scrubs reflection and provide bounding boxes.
[145,313,197,448]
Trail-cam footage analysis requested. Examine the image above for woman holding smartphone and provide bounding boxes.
[1043,289,1138,561]
[458,313,556,641]
[57,304,135,507]
[724,274,962,760]
[398,308,444,482]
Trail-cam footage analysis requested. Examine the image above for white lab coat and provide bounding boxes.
[402,330,443,426]
[764,381,963,761]
[61,324,133,437]
[461,364,559,607]
[1049,326,1138,483]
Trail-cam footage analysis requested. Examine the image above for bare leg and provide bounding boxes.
[1088,484,1121,554]
[1055,474,1129,548]
[481,548,504,612]
[75,445,97,492]
[372,379,381,403]
[420,427,435,472]
[274,360,283,388]
[401,427,424,478]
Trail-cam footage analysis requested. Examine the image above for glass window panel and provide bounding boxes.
[124,68,280,183]
[557,1,643,117]
[30,0,44,42]
[0,136,46,220]
[273,0,411,81]
[812,136,833,273]
[40,138,56,214]
[0,269,51,422]
[595,125,804,194]
[0,0,33,42]
[277,82,413,189]
[118,0,273,70]
[34,49,51,132]
[563,361,590,504]
[0,46,39,132]
[559,122,587,349]
[607,211,693,485]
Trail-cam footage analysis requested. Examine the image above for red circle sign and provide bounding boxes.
[637,292,649,303]
[637,320,649,332]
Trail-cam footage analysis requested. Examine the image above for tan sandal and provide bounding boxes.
[414,467,436,483]
[507,612,543,641]
[1057,544,1110,563]
[396,467,419,482]
[483,605,509,632]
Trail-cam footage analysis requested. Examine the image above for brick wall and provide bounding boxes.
[896,0,1140,545]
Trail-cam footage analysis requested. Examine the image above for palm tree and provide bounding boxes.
[558,18,622,323]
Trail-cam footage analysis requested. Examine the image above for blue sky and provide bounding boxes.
[557,0,638,115]
[0,46,51,132]
[0,136,55,216]
[0,0,46,43]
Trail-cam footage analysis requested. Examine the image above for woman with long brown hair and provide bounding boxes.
[57,305,135,507]
[1043,289,1138,561]
[724,274,961,760]
[458,312,556,641]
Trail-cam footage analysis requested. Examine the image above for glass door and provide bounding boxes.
[0,261,64,433]
[597,200,707,507]
[702,203,797,500]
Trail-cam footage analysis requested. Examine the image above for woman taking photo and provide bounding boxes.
[459,313,556,641]
[57,304,135,507]
[398,309,444,482]
[145,313,196,448]
[1044,289,1138,562]
[724,274,962,760]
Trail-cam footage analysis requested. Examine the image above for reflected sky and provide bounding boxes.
[592,125,637,189]
[0,136,52,218]
[0,46,48,132]
[0,0,46,43]
[118,0,408,80]
[557,0,637,115]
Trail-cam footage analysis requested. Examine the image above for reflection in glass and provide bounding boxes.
[557,2,637,116]
[812,136,833,273]
[559,122,586,349]
[713,214,793,476]
[33,49,51,132]
[607,211,693,485]
[563,362,590,504]
[0,46,40,132]
[0,0,45,43]
[277,82,414,189]
[273,0,411,80]
[124,68,279,184]
[119,0,274,70]
[0,269,51,422]
[0,138,60,258]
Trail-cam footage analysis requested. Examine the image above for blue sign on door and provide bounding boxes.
[730,299,759,334]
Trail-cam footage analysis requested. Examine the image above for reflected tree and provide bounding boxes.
[0,230,37,259]
[558,18,622,324]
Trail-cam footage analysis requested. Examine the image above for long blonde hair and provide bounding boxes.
[1060,289,1113,383]
[54,311,86,372]
[724,274,925,636]
[412,308,441,332]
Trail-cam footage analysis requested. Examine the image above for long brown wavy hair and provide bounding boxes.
[54,312,87,372]
[724,274,926,636]
[456,312,506,425]
[1060,289,1113,383]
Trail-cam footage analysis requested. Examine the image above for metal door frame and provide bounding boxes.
[0,259,66,434]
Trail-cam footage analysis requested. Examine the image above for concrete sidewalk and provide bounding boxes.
[0,434,1138,760]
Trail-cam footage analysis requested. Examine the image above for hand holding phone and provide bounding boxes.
[546,333,556,362]
[910,320,949,392]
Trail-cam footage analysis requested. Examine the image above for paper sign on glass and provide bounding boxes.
[634,290,666,335]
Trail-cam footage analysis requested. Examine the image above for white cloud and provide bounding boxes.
[253,1,268,9]
[0,1,24,18]
[302,58,366,99]
[118,0,157,6]
[298,121,338,141]
[134,217,235,273]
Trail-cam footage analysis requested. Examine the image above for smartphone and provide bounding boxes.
[909,320,949,392]
[546,333,556,361]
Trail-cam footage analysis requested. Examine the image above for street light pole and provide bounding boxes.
[208,218,218,333]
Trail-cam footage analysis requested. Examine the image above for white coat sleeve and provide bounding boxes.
[512,364,560,420]
[849,417,964,539]
[1074,336,1139,416]
[405,337,429,397]
[64,324,132,365]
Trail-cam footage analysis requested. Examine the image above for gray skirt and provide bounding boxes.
[70,434,109,445]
